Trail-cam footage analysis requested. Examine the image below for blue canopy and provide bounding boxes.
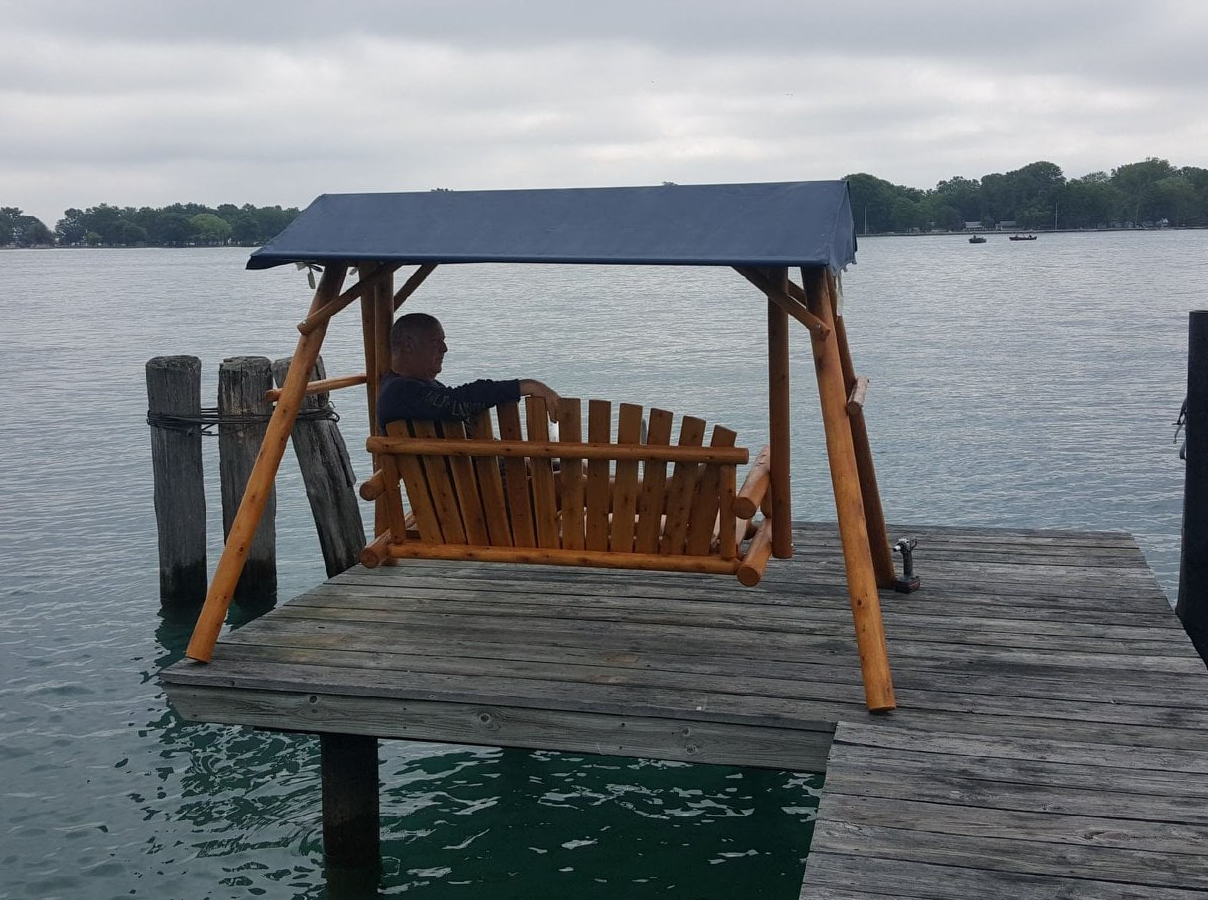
[247,181,856,271]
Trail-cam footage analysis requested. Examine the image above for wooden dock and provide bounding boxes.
[161,522,1208,897]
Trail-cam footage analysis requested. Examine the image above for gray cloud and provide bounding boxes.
[2,0,1205,226]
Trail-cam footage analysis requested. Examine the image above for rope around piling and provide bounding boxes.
[147,403,340,436]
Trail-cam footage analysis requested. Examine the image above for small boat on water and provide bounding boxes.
[1009,234,1037,241]
[968,234,987,244]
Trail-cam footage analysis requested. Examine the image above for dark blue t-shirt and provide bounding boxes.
[377,373,520,429]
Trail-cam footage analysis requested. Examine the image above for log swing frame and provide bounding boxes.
[183,180,897,712]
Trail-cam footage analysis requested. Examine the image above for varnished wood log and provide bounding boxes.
[146,355,207,604]
[297,262,400,334]
[218,355,277,604]
[265,372,367,403]
[660,416,706,554]
[388,541,742,576]
[634,408,674,553]
[392,263,438,310]
[803,265,895,711]
[388,421,441,542]
[686,426,736,556]
[525,398,561,548]
[767,284,793,558]
[412,420,467,543]
[469,410,513,546]
[826,271,894,588]
[371,271,395,542]
[497,403,537,547]
[737,517,774,587]
[360,530,393,568]
[440,420,490,544]
[718,460,738,559]
[359,470,384,501]
[273,356,365,578]
[359,284,380,436]
[320,733,380,870]
[585,400,613,551]
[365,436,748,464]
[734,445,772,519]
[610,403,644,552]
[187,265,348,663]
[734,266,830,337]
[558,399,586,550]
[846,375,869,415]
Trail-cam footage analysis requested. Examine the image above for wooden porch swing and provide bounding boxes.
[359,397,776,585]
[183,181,897,712]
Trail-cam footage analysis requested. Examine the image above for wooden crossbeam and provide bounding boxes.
[297,262,401,335]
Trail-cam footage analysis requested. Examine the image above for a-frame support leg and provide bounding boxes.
[186,264,349,662]
[802,266,895,711]
[361,264,396,541]
[824,271,895,587]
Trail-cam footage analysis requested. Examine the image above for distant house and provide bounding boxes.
[963,221,986,232]
[996,220,1017,231]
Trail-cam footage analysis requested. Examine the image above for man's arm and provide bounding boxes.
[379,376,521,425]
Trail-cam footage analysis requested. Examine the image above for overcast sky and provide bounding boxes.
[3,0,1206,226]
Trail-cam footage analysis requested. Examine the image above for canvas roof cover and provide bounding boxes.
[246,180,857,271]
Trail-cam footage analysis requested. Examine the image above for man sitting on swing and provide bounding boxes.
[377,312,562,429]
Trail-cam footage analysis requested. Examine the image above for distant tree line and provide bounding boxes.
[0,202,300,248]
[4,157,1207,246]
[846,158,1208,234]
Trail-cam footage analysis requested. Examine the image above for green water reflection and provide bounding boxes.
[148,606,821,899]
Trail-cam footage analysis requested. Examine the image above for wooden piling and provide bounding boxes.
[218,356,277,604]
[272,355,365,577]
[146,355,207,604]
[1178,310,1208,663]
[320,733,380,870]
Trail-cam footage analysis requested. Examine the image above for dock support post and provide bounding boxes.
[320,733,380,871]
[1178,310,1208,664]
[272,355,365,577]
[146,355,207,604]
[218,356,277,604]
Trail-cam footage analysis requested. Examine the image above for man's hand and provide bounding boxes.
[519,379,562,422]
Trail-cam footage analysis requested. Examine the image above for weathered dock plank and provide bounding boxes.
[160,521,1208,897]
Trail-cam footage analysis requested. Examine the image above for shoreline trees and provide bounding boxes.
[0,202,300,248]
[4,156,1208,246]
[845,157,1208,234]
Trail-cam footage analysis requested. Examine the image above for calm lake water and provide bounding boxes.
[1,230,1201,899]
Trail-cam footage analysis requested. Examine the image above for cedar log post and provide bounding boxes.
[146,355,207,604]
[187,265,348,662]
[218,356,277,604]
[320,733,381,870]
[824,271,895,588]
[372,269,395,540]
[766,270,793,558]
[802,266,895,711]
[1178,310,1208,663]
[272,355,365,577]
